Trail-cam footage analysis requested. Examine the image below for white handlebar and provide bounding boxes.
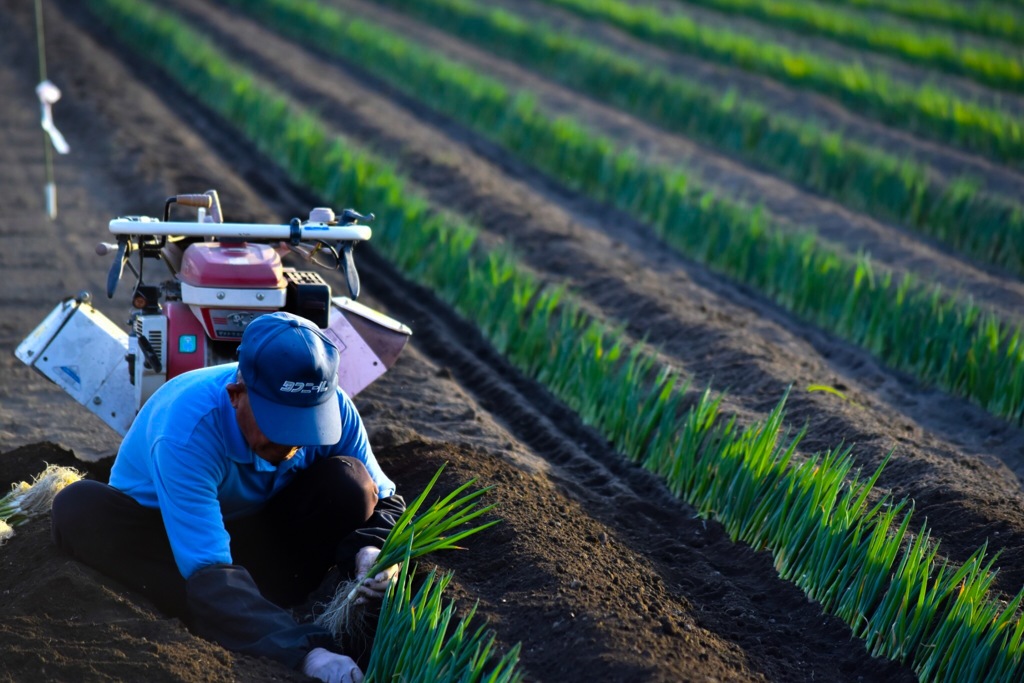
[108,218,372,242]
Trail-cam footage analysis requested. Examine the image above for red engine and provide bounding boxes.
[179,242,287,341]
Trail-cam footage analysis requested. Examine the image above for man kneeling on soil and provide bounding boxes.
[51,312,405,683]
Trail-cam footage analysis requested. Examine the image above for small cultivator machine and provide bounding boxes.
[16,190,411,435]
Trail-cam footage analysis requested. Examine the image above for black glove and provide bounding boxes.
[186,563,336,669]
[333,494,406,575]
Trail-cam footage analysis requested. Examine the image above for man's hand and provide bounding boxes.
[352,546,400,604]
[302,647,362,683]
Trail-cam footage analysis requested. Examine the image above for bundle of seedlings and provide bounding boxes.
[0,464,83,545]
[314,464,499,642]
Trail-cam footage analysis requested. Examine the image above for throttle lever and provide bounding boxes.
[340,243,360,299]
[105,239,129,299]
[340,208,374,224]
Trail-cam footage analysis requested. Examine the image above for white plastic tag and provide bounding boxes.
[36,80,70,155]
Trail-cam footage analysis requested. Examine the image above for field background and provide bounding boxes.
[3,0,1024,681]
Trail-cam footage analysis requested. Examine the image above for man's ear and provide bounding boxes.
[226,382,243,408]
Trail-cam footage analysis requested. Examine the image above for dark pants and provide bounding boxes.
[51,456,378,618]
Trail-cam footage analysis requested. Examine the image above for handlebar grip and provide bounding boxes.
[174,194,214,209]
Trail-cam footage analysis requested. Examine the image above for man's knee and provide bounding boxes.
[312,456,378,522]
[51,479,106,553]
[331,456,379,521]
[269,456,380,531]
[51,480,162,561]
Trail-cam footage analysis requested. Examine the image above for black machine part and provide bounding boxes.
[284,270,331,329]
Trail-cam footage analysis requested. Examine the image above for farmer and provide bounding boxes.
[51,311,405,683]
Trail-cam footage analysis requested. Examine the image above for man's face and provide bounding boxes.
[227,382,301,464]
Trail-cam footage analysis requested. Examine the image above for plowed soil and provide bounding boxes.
[1,1,1023,682]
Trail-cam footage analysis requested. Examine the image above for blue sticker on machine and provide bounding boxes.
[59,365,82,386]
[179,335,198,353]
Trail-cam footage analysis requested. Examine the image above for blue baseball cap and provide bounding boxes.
[237,312,342,446]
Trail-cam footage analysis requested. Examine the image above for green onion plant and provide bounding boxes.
[0,464,82,527]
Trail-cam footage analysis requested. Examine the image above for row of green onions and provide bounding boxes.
[227,0,1024,426]
[812,0,1024,45]
[579,0,1024,91]
[378,0,1024,164]
[352,0,1024,277]
[84,0,1024,678]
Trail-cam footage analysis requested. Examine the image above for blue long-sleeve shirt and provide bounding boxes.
[110,363,396,579]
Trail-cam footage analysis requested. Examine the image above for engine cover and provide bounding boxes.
[179,242,286,288]
[179,242,287,340]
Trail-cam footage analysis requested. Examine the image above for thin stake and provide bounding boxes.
[34,0,57,219]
